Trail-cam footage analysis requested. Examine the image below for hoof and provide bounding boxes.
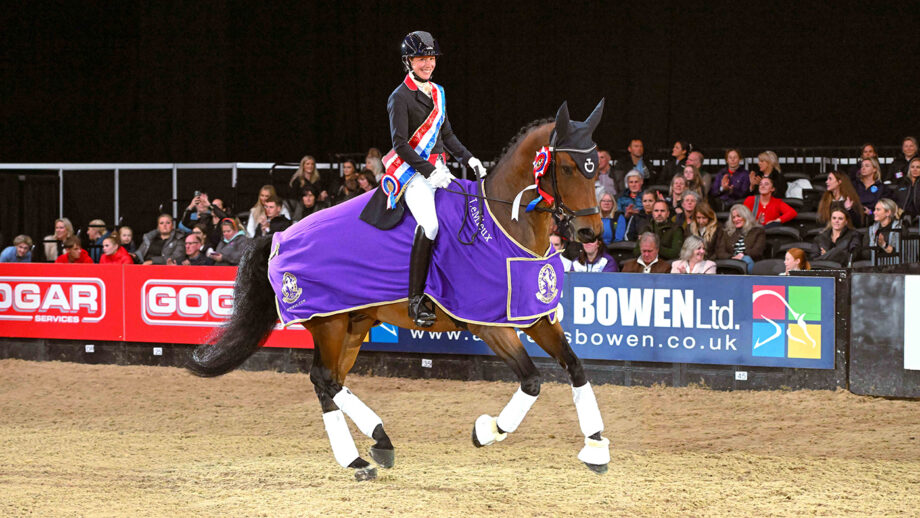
[471,424,483,448]
[354,466,377,481]
[369,447,395,469]
[472,414,507,448]
[584,462,608,474]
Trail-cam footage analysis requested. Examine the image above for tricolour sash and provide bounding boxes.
[381,75,447,209]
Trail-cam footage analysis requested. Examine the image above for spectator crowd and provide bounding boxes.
[3,139,920,277]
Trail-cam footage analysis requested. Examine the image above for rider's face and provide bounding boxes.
[411,56,436,81]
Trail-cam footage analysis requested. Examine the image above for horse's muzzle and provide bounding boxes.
[576,227,597,243]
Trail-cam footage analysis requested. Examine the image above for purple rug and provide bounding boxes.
[269,179,563,327]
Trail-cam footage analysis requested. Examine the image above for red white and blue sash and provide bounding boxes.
[381,75,447,209]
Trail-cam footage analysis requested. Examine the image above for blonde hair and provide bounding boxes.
[757,150,781,172]
[689,202,718,244]
[862,157,882,182]
[678,235,706,262]
[724,204,758,235]
[250,185,279,222]
[875,198,902,220]
[54,218,75,238]
[290,155,319,187]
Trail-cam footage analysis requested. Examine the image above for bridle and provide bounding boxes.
[446,132,600,245]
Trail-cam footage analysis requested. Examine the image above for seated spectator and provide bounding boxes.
[619,190,656,241]
[99,235,133,265]
[212,218,250,266]
[868,198,903,263]
[593,165,617,202]
[247,185,292,238]
[598,193,618,245]
[549,232,572,271]
[680,164,706,196]
[819,171,864,227]
[715,204,766,272]
[292,184,328,222]
[670,235,716,274]
[885,136,918,184]
[685,150,712,194]
[748,150,787,198]
[675,189,701,230]
[848,143,878,183]
[668,174,689,217]
[334,160,362,204]
[660,140,690,184]
[781,248,811,275]
[612,138,656,187]
[179,191,221,237]
[688,202,724,259]
[616,170,645,214]
[596,150,616,196]
[567,236,618,273]
[170,233,215,266]
[290,155,332,205]
[357,170,378,194]
[365,152,385,183]
[892,157,920,221]
[42,218,74,262]
[621,232,672,273]
[85,219,110,263]
[118,226,137,254]
[254,197,293,237]
[854,157,891,220]
[0,235,33,262]
[814,207,861,265]
[136,214,186,265]
[633,201,683,260]
[55,236,92,264]
[743,176,797,227]
[710,148,750,211]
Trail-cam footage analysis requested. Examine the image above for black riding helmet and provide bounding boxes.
[401,31,441,72]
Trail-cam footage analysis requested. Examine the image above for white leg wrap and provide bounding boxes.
[333,387,383,438]
[496,388,538,434]
[577,436,611,466]
[474,414,507,447]
[572,382,604,437]
[322,410,360,468]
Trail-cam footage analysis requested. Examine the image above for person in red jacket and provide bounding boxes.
[99,235,134,265]
[743,176,797,228]
[55,236,93,264]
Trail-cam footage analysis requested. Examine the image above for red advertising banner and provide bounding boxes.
[0,263,124,340]
[0,263,312,348]
[123,265,313,348]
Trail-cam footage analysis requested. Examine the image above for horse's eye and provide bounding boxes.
[562,165,574,175]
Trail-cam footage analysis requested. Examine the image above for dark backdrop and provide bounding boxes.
[3,1,918,165]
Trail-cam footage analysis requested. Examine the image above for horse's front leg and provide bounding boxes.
[468,325,541,448]
[524,317,610,474]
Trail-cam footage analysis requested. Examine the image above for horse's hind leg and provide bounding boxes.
[306,314,385,481]
[468,325,542,448]
[524,317,610,474]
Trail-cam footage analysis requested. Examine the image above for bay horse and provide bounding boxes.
[188,100,610,481]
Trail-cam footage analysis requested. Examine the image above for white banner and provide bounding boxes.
[905,276,920,370]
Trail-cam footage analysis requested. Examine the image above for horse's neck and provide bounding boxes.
[485,125,554,256]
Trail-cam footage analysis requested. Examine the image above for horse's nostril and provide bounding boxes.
[576,228,596,243]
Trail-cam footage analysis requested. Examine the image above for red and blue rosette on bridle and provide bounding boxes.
[526,146,555,212]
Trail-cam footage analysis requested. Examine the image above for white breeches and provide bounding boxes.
[405,174,439,240]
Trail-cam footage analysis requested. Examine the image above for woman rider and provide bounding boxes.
[383,31,486,327]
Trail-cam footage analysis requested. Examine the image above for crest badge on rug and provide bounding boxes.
[281,272,302,304]
[535,263,558,304]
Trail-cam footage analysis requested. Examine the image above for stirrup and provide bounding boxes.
[409,295,436,327]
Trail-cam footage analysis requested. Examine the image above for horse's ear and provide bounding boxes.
[586,98,605,133]
[554,101,571,142]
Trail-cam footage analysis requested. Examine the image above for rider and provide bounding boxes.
[385,30,487,327]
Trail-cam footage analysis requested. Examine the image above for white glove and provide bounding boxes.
[428,162,455,189]
[468,157,487,178]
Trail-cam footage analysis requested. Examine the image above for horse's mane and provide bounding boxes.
[493,117,554,166]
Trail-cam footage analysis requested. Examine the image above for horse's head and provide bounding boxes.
[549,99,605,243]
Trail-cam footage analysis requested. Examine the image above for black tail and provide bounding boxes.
[186,236,277,377]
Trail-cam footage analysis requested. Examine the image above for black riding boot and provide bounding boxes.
[408,226,436,328]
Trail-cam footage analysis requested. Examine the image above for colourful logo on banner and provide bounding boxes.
[366,323,399,343]
[751,285,822,359]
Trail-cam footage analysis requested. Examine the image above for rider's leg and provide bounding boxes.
[404,175,439,327]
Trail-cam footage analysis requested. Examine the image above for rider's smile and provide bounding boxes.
[411,56,436,80]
